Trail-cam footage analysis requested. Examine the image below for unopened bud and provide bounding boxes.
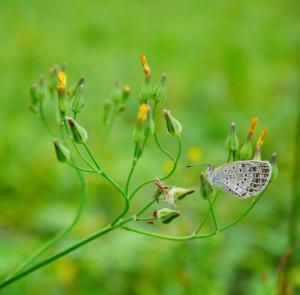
[156,208,180,224]
[270,153,278,181]
[117,85,131,113]
[57,70,67,115]
[112,80,123,104]
[67,117,88,144]
[53,139,70,162]
[168,186,195,203]
[72,84,85,115]
[29,84,38,113]
[103,99,113,125]
[152,73,167,102]
[133,103,151,143]
[163,109,182,136]
[240,137,253,160]
[200,172,214,199]
[139,79,152,103]
[225,122,239,152]
[49,65,58,93]
[36,75,47,101]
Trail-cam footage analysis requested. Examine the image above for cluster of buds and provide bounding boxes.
[30,64,86,118]
[103,81,131,129]
[224,117,278,178]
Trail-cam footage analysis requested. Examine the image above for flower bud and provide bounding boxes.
[200,172,214,199]
[133,103,151,143]
[29,84,39,113]
[103,99,113,125]
[156,208,180,224]
[67,117,88,144]
[117,85,131,113]
[152,73,167,103]
[140,53,151,80]
[270,153,278,181]
[49,65,58,94]
[112,80,123,104]
[139,79,152,103]
[72,84,85,115]
[53,139,70,162]
[167,186,195,203]
[57,70,67,115]
[163,109,182,136]
[253,128,267,160]
[240,137,253,160]
[36,75,47,101]
[225,122,239,152]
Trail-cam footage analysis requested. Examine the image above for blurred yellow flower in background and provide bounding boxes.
[187,146,203,162]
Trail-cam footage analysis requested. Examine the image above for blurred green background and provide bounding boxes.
[0,0,299,294]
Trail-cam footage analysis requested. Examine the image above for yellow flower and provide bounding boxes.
[137,103,150,123]
[57,70,67,94]
[187,146,203,162]
[140,53,151,79]
[256,128,267,147]
[248,116,258,139]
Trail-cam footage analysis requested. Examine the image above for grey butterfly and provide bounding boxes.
[207,160,272,199]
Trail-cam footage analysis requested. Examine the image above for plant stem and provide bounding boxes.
[66,161,97,173]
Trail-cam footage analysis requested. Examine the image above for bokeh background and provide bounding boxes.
[0,0,299,294]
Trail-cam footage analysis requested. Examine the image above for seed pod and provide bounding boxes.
[168,187,195,203]
[72,84,85,115]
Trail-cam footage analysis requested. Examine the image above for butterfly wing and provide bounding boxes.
[211,160,272,199]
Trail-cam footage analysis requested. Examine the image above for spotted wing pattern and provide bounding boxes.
[210,160,272,199]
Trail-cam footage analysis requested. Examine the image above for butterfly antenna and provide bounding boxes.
[186,163,210,168]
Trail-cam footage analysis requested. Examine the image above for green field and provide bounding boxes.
[0,0,299,294]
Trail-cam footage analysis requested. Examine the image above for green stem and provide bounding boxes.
[121,226,217,241]
[208,198,218,232]
[72,143,97,170]
[66,161,97,173]
[125,163,136,196]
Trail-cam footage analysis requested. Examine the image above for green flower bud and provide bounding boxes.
[117,85,131,113]
[36,75,47,101]
[133,103,150,143]
[253,145,261,160]
[240,137,253,160]
[29,84,38,113]
[57,70,67,115]
[144,108,155,138]
[200,172,214,199]
[225,122,239,152]
[72,84,85,115]
[156,208,180,224]
[270,153,278,181]
[163,109,182,136]
[53,139,70,163]
[167,186,195,203]
[152,73,167,102]
[112,81,123,104]
[67,117,88,144]
[49,65,58,94]
[103,99,113,125]
[133,142,144,163]
[139,79,152,103]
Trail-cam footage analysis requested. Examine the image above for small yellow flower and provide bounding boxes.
[248,116,258,139]
[137,103,150,123]
[140,53,151,79]
[187,146,203,162]
[57,70,67,93]
[256,128,267,147]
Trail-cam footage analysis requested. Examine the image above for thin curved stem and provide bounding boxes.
[208,198,218,232]
[129,135,181,201]
[66,161,97,173]
[125,164,136,196]
[121,226,217,241]
[39,102,56,137]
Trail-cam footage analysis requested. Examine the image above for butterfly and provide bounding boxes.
[207,160,272,199]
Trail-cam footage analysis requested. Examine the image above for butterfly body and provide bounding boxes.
[207,160,272,199]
